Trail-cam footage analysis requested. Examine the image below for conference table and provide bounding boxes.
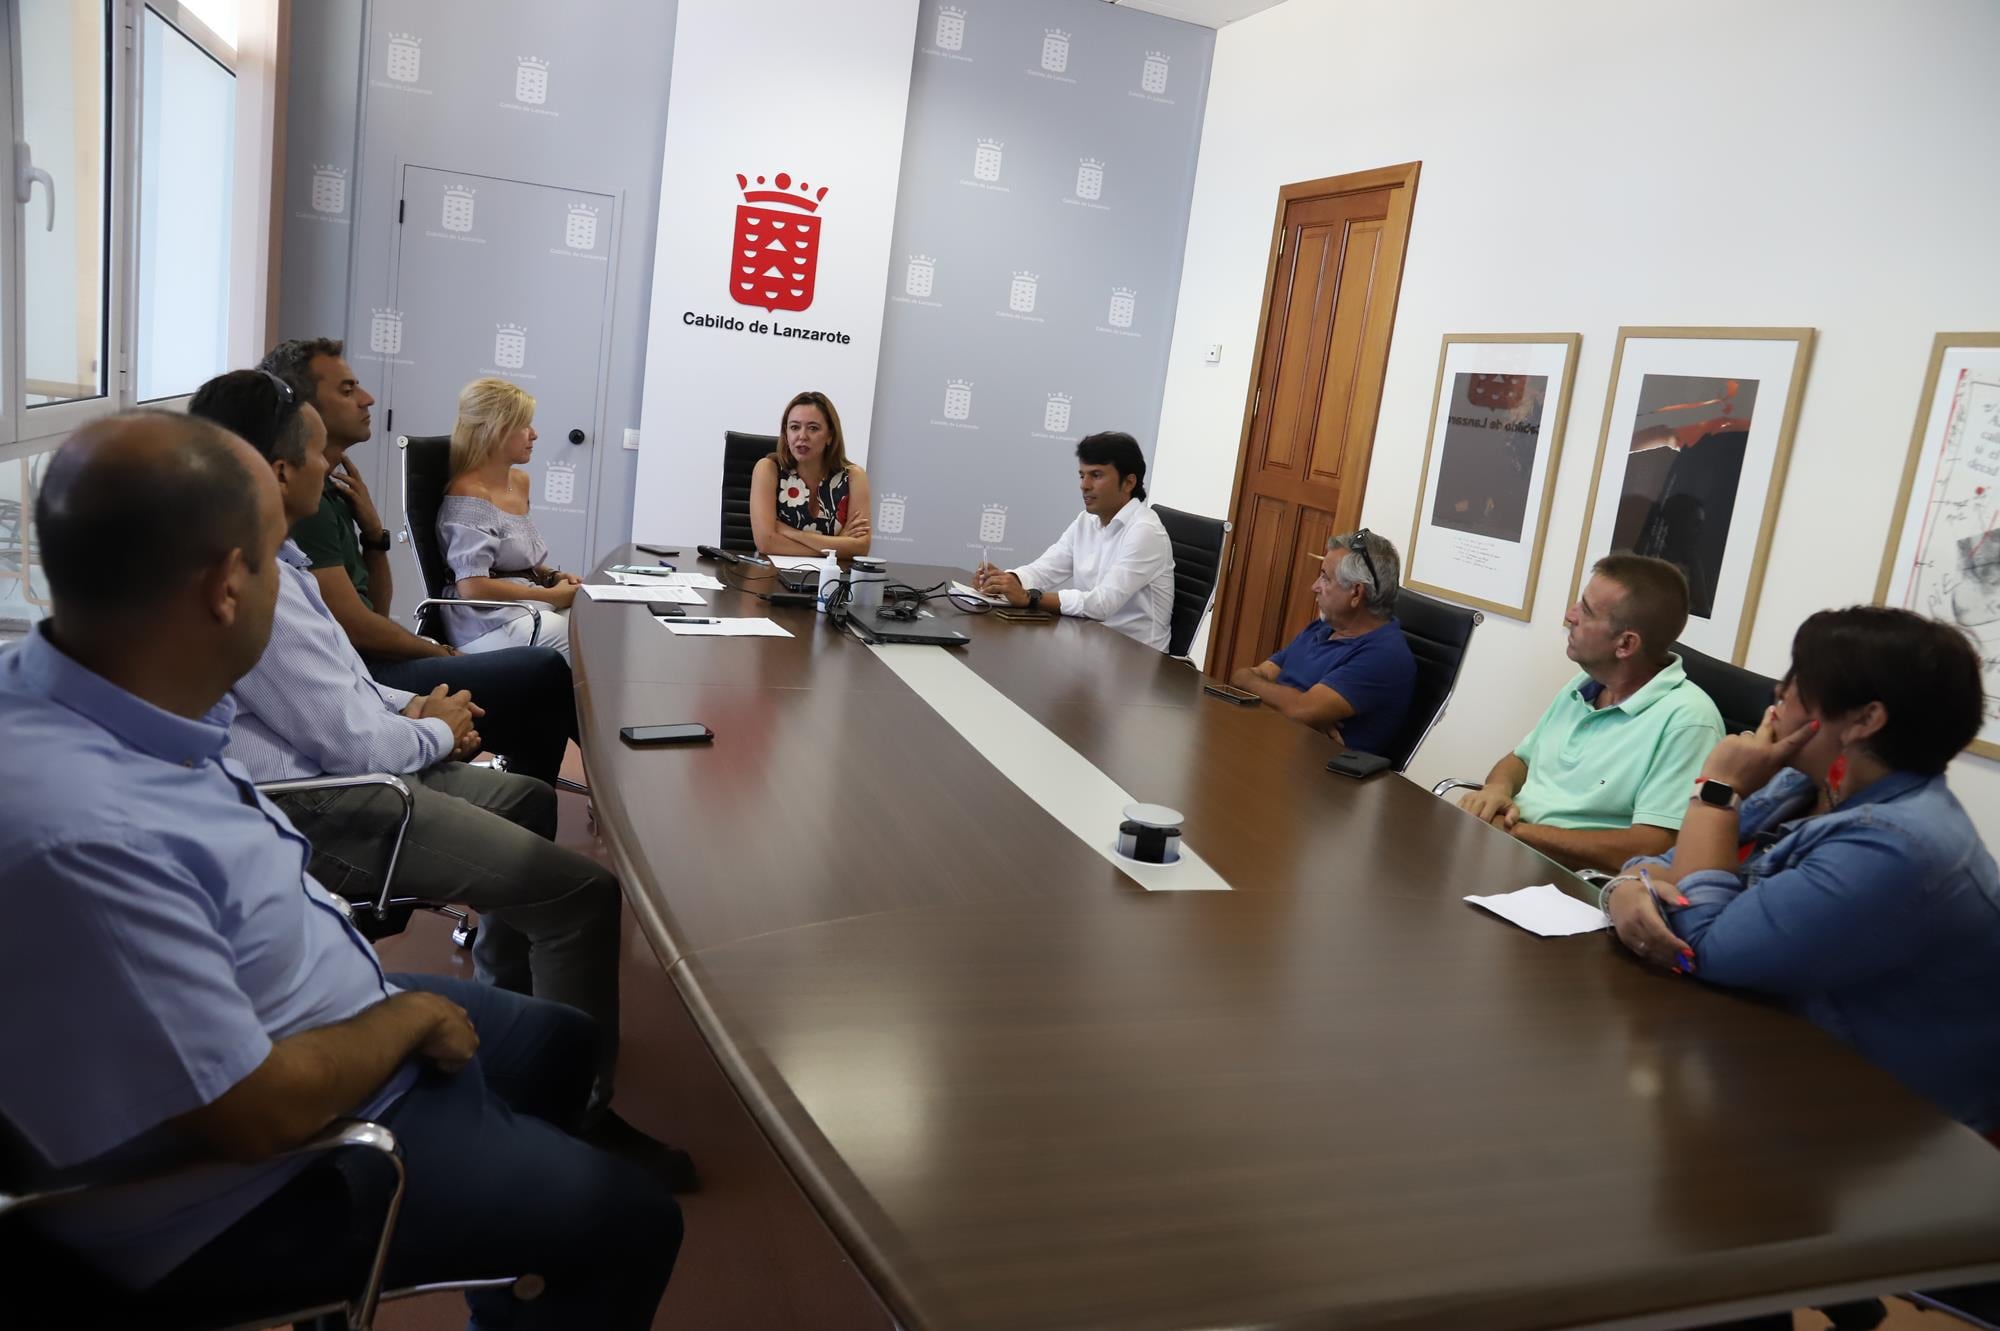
[572,549,2000,1331]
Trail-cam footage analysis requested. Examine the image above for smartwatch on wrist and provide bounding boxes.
[360,528,392,553]
[1691,778,1740,811]
[1027,588,1043,611]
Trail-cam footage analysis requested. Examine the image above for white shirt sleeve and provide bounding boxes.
[1055,518,1173,622]
[1012,522,1077,593]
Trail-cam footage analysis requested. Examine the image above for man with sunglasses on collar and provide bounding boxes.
[183,370,693,1189]
[1230,530,1416,753]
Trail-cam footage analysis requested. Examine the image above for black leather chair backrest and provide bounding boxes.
[1672,640,1776,737]
[1383,587,1483,771]
[721,432,775,553]
[399,434,455,640]
[1151,504,1229,658]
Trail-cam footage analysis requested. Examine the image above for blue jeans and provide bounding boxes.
[368,647,577,786]
[147,976,680,1330]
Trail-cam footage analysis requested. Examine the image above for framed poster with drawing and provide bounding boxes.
[1874,332,2000,760]
[1404,334,1580,619]
[1570,326,1815,664]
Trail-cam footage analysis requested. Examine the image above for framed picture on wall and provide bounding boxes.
[1569,326,1816,664]
[1874,332,2000,760]
[1403,333,1580,620]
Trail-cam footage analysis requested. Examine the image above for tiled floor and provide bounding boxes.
[348,758,1979,1331]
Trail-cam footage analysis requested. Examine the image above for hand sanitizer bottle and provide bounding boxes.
[815,548,845,615]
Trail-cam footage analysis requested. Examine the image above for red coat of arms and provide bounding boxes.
[731,172,828,314]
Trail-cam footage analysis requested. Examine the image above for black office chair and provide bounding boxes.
[1672,639,1777,736]
[396,435,543,647]
[1151,504,1231,659]
[720,431,774,554]
[396,436,582,801]
[1382,587,1483,771]
[0,1115,521,1330]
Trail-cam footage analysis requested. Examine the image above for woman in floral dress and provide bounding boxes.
[749,390,873,558]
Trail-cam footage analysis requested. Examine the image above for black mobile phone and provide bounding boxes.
[635,543,680,557]
[647,603,686,617]
[620,723,713,746]
[1203,682,1260,705]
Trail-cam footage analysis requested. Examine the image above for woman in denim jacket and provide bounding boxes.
[1605,606,2000,1138]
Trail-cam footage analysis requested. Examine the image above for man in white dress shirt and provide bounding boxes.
[974,432,1177,651]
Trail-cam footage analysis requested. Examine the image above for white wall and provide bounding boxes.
[1153,0,2000,843]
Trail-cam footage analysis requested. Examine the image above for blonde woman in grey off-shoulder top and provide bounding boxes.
[437,377,579,661]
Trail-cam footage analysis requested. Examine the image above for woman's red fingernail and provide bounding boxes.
[1678,895,1690,907]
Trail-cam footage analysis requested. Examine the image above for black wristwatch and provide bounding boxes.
[1027,588,1043,611]
[1692,778,1740,810]
[360,527,392,553]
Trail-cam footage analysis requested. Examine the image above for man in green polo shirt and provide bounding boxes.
[1456,554,1725,872]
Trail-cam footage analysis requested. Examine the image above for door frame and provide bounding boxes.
[1203,161,1421,677]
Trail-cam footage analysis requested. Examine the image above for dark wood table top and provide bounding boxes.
[574,550,2000,1331]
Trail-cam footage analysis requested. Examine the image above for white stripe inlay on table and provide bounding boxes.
[867,644,1231,892]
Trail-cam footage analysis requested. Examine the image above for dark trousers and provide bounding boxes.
[147,975,680,1331]
[368,647,577,785]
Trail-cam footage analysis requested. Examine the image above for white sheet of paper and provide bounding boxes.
[661,617,794,637]
[1463,883,1609,937]
[766,555,825,571]
[580,583,704,605]
[659,571,725,591]
[949,580,1008,605]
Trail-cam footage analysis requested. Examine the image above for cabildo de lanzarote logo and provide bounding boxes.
[732,171,825,313]
[685,170,852,345]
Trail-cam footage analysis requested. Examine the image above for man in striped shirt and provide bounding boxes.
[187,371,687,1183]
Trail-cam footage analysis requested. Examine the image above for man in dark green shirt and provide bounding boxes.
[292,477,382,612]
[260,338,578,785]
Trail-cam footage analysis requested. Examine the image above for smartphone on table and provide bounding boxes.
[635,543,680,557]
[1203,682,1260,705]
[620,723,713,746]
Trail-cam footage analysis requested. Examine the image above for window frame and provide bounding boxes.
[130,0,237,410]
[0,0,239,465]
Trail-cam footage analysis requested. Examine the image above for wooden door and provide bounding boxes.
[1206,163,1419,679]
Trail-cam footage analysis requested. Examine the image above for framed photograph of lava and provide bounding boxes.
[1404,334,1581,620]
[1874,332,2000,760]
[1569,327,1816,665]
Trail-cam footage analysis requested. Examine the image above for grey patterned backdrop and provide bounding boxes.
[864,0,1213,566]
[278,0,1209,594]
[276,0,678,603]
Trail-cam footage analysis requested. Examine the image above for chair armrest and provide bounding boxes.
[1430,778,1484,799]
[256,774,414,921]
[410,598,544,648]
[0,1119,406,1328]
[0,1117,400,1219]
[413,597,546,614]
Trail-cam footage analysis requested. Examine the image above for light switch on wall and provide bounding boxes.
[622,427,641,451]
[1204,343,1222,364]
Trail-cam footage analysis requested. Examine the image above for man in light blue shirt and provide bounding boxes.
[0,412,679,1324]
[187,373,659,1155]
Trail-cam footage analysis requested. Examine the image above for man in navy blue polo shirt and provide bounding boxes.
[1230,529,1417,754]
